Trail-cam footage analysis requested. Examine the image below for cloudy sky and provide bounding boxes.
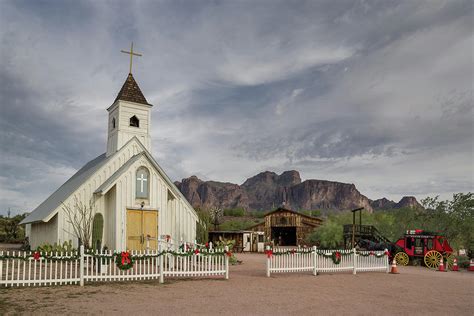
[1,0,473,215]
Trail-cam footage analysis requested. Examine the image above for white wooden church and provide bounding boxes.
[21,65,198,250]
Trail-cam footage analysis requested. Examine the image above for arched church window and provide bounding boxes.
[112,117,116,129]
[130,115,139,127]
[136,167,149,198]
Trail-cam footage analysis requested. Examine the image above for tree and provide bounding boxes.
[306,219,343,248]
[62,196,96,249]
[196,208,212,243]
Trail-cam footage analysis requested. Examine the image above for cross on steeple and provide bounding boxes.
[121,42,142,74]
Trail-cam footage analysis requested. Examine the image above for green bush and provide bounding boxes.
[36,240,75,253]
[219,220,255,231]
[223,208,246,217]
[457,256,470,269]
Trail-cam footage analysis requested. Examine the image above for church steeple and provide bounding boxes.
[106,44,153,157]
[114,73,152,106]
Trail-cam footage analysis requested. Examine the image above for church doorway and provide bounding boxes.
[126,209,158,251]
[271,227,297,246]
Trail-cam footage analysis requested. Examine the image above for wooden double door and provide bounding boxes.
[126,209,158,251]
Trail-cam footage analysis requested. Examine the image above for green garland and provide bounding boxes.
[0,251,80,261]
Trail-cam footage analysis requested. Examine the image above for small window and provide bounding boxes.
[130,115,139,127]
[406,237,413,249]
[426,239,433,250]
[112,117,116,129]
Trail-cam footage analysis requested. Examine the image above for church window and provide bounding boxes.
[136,167,149,198]
[112,117,116,129]
[130,115,139,127]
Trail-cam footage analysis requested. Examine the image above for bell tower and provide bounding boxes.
[106,43,152,156]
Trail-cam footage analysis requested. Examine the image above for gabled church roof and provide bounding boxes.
[114,73,152,106]
[20,153,110,224]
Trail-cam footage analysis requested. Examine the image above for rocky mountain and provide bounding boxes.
[370,196,423,210]
[175,170,421,213]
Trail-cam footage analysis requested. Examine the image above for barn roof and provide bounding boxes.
[264,207,323,222]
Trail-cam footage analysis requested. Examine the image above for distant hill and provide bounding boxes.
[174,170,422,213]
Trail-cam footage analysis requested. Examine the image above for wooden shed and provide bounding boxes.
[250,207,322,246]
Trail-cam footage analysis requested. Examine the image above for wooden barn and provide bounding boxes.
[250,207,322,246]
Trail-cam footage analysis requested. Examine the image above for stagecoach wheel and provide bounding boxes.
[445,253,455,270]
[424,250,442,269]
[394,252,409,266]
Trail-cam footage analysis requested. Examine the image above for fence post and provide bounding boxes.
[159,242,164,284]
[209,242,213,251]
[79,245,84,286]
[384,248,390,273]
[352,248,357,275]
[224,246,229,280]
[312,246,317,276]
[266,245,271,277]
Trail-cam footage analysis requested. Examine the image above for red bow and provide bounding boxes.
[370,251,374,256]
[194,249,200,255]
[205,242,209,248]
[265,250,273,258]
[226,251,232,257]
[291,249,295,255]
[335,252,341,259]
[33,251,41,261]
[121,252,131,265]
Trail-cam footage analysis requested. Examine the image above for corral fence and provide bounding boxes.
[0,241,229,288]
[266,246,389,277]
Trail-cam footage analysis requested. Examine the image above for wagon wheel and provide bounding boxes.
[394,252,409,266]
[424,250,442,269]
[445,253,455,270]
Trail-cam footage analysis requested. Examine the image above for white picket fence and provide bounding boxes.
[0,243,229,287]
[266,247,389,277]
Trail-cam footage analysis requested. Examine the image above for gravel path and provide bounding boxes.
[1,253,473,315]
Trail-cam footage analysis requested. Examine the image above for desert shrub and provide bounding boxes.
[219,220,255,231]
[36,240,75,253]
[223,208,246,217]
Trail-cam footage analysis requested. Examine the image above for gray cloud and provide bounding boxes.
[0,0,472,214]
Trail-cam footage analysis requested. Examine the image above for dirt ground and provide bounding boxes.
[1,253,472,315]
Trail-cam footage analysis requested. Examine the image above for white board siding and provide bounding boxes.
[30,214,58,248]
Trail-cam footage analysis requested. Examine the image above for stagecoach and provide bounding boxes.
[393,229,454,269]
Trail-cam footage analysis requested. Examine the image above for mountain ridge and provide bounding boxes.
[174,170,422,213]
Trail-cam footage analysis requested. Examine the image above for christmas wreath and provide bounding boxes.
[116,251,134,270]
[332,251,342,265]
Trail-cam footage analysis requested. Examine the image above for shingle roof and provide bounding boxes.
[114,73,151,106]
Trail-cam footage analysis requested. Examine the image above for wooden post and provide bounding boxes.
[312,246,317,276]
[159,242,164,283]
[352,248,357,275]
[352,211,355,248]
[79,245,84,286]
[224,246,229,280]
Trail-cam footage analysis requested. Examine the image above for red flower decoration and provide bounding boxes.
[33,251,41,261]
[194,249,200,255]
[205,242,209,248]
